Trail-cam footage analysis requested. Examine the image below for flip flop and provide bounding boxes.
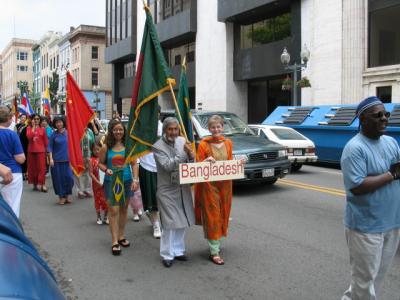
[209,255,224,265]
[111,244,121,256]
[118,238,130,248]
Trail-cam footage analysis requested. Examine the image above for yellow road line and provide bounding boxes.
[277,178,346,197]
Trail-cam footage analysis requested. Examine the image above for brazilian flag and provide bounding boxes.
[111,169,125,204]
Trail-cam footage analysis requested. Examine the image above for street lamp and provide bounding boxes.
[92,85,100,118]
[280,44,310,106]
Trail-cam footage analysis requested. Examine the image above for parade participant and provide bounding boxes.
[0,106,25,217]
[26,114,48,192]
[153,117,195,268]
[16,114,28,180]
[138,112,162,237]
[74,127,95,198]
[47,116,74,205]
[129,178,143,222]
[41,116,53,139]
[195,115,234,265]
[341,96,400,300]
[89,142,109,225]
[99,119,139,255]
[0,163,13,185]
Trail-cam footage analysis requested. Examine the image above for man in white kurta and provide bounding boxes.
[152,117,195,268]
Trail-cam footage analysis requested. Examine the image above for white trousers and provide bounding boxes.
[341,227,400,300]
[73,171,91,193]
[160,228,186,260]
[0,173,23,217]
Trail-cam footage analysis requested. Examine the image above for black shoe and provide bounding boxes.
[175,255,188,261]
[162,259,173,268]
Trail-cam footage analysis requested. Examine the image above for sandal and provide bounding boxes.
[58,198,66,205]
[118,238,130,248]
[41,186,48,193]
[78,192,85,199]
[111,244,121,256]
[65,196,72,204]
[209,255,224,265]
[33,185,39,191]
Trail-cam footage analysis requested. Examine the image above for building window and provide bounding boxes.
[369,4,400,67]
[92,46,99,59]
[92,67,99,86]
[17,51,28,60]
[240,12,291,49]
[17,65,28,72]
[174,54,181,66]
[166,42,195,68]
[376,86,392,103]
[124,61,135,78]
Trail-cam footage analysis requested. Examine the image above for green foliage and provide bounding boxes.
[296,77,311,88]
[49,71,59,105]
[247,13,291,45]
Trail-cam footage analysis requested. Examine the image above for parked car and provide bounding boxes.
[162,110,291,184]
[249,124,318,171]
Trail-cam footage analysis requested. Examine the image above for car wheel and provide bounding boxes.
[264,178,278,185]
[291,164,302,172]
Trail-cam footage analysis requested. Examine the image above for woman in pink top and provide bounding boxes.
[26,114,48,192]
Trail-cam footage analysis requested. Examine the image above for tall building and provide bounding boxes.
[69,25,112,119]
[0,38,36,105]
[106,0,400,123]
[32,44,41,110]
[105,0,137,115]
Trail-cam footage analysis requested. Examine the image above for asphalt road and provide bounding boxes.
[20,165,400,300]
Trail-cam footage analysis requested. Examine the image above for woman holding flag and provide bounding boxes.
[98,119,139,255]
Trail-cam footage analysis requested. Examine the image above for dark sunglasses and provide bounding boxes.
[365,111,391,119]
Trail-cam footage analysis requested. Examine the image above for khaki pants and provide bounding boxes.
[341,227,400,300]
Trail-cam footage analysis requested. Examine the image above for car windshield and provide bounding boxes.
[270,128,306,140]
[194,113,255,136]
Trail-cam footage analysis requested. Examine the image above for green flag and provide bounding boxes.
[177,61,194,147]
[125,7,175,163]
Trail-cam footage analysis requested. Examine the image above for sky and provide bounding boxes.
[0,0,105,51]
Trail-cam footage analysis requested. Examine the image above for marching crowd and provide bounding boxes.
[1,96,400,299]
[0,106,234,268]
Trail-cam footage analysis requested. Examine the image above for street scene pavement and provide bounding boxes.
[20,165,400,300]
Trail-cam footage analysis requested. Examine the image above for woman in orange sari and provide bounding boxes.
[195,115,233,265]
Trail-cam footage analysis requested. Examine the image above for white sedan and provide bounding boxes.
[249,124,318,171]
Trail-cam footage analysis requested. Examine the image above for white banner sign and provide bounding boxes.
[179,160,245,184]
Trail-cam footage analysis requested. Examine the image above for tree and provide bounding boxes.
[48,71,59,108]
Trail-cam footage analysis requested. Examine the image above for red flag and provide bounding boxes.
[66,71,95,176]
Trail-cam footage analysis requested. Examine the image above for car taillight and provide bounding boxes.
[305,147,315,154]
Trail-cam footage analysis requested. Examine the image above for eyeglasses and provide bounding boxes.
[365,111,391,119]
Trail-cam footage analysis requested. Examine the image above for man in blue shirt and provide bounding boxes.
[341,97,400,300]
[0,106,26,217]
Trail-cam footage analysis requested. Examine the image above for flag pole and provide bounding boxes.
[168,57,188,142]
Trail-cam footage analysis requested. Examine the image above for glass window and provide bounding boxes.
[376,86,392,103]
[194,113,255,136]
[92,46,99,59]
[17,51,28,60]
[270,128,306,140]
[92,67,99,86]
[240,12,291,49]
[369,5,400,67]
[17,65,28,72]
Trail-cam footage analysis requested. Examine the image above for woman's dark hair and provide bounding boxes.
[41,116,49,124]
[30,114,43,124]
[106,119,126,149]
[52,116,66,130]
